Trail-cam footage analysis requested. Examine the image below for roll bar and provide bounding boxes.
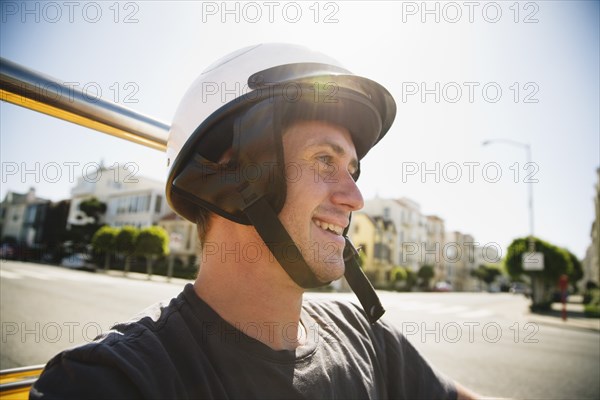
[0,57,169,151]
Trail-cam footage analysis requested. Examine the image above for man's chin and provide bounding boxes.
[310,260,345,285]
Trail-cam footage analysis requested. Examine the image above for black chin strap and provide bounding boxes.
[238,184,385,324]
[342,237,385,324]
[238,185,323,288]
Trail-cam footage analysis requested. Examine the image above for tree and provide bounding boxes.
[417,264,435,290]
[389,266,408,290]
[41,200,71,260]
[79,197,107,224]
[471,264,502,291]
[69,198,107,253]
[92,226,118,271]
[505,237,572,308]
[406,269,418,291]
[135,226,170,279]
[115,226,139,275]
[566,251,583,292]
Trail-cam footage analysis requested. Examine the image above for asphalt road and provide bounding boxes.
[2,260,599,399]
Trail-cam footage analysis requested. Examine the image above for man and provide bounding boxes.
[31,44,480,399]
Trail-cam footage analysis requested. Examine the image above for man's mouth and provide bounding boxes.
[313,219,344,236]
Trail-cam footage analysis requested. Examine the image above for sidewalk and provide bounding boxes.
[526,296,600,333]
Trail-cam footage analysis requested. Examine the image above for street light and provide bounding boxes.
[482,139,535,252]
[482,139,543,301]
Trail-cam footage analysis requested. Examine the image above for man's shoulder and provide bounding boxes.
[303,297,393,331]
[302,297,370,326]
[301,297,402,347]
[31,286,195,399]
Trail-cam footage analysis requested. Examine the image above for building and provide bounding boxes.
[349,212,396,287]
[362,197,447,275]
[158,212,199,268]
[444,231,478,291]
[362,197,425,272]
[0,188,50,247]
[583,167,600,287]
[425,215,446,282]
[68,163,169,229]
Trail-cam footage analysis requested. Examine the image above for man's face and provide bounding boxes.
[278,120,364,284]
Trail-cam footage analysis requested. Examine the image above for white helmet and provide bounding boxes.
[165,43,395,321]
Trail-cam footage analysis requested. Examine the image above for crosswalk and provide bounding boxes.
[386,300,494,319]
[0,261,154,287]
[2,264,108,283]
[4,261,499,321]
[306,291,497,321]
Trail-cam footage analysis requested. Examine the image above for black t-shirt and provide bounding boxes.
[30,284,457,399]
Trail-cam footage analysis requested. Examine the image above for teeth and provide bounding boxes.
[314,219,343,235]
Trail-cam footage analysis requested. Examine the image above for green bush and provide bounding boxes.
[584,288,600,318]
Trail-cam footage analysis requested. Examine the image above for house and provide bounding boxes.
[158,212,199,269]
[349,212,396,287]
[68,162,169,229]
[0,188,49,247]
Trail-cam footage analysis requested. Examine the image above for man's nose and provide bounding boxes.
[330,172,364,211]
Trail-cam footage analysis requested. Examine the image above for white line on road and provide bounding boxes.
[429,305,469,315]
[394,301,444,311]
[13,269,58,281]
[457,309,494,318]
[0,269,22,280]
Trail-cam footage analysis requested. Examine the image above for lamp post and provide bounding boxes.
[482,139,542,302]
[482,139,535,252]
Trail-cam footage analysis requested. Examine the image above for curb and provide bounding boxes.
[526,314,600,333]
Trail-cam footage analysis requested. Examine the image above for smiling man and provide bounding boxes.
[31,44,480,399]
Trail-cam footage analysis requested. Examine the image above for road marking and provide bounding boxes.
[396,301,443,311]
[14,269,58,281]
[0,269,22,280]
[391,301,495,320]
[429,305,469,315]
[457,309,494,318]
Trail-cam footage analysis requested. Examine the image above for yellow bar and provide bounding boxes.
[0,367,43,385]
[1,89,166,152]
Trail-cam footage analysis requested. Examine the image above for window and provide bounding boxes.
[154,195,162,213]
[130,196,138,213]
[139,195,150,212]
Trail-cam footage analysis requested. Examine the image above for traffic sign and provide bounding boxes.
[522,252,544,271]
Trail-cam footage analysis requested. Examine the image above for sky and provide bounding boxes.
[1,1,598,260]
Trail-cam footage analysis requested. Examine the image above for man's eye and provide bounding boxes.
[316,155,333,165]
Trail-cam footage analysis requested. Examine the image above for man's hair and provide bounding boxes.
[195,207,212,246]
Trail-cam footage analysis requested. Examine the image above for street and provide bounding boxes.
[2,261,599,399]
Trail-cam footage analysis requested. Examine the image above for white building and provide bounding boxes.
[582,167,600,287]
[425,215,446,282]
[362,197,442,273]
[68,163,169,229]
[444,231,478,291]
[158,212,199,268]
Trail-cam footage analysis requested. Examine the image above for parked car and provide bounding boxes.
[0,243,15,259]
[509,282,531,297]
[433,281,453,292]
[60,253,96,272]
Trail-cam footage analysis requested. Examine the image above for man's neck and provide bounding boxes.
[193,222,306,351]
